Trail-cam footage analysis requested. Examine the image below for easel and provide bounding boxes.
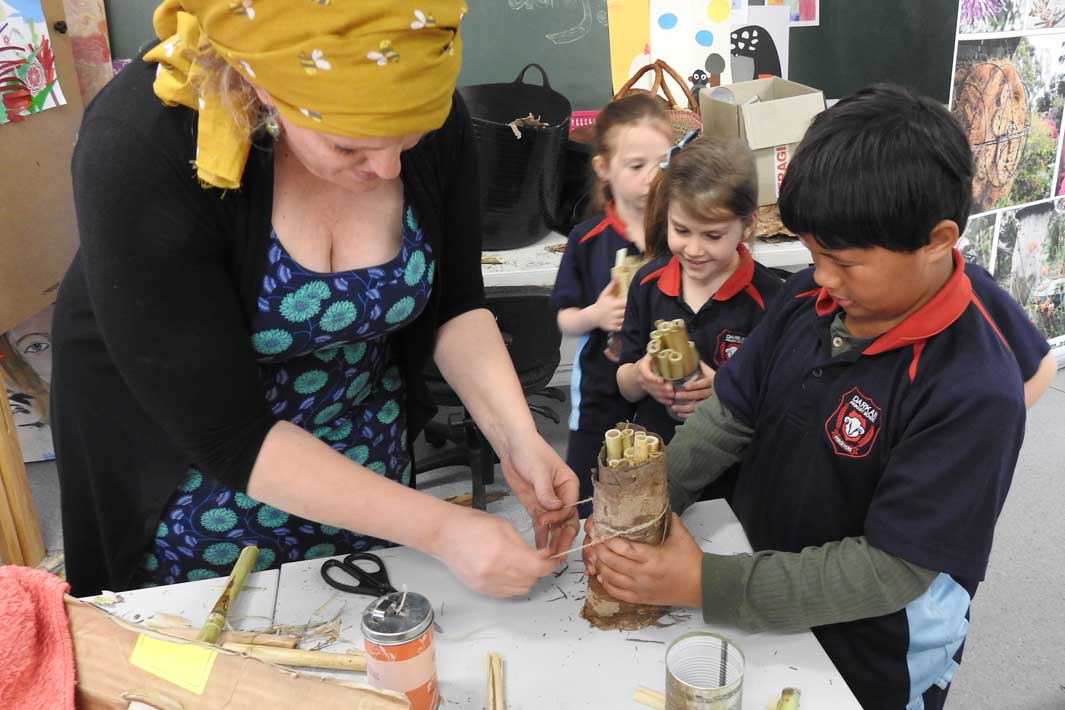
[0,0,85,566]
[0,368,45,566]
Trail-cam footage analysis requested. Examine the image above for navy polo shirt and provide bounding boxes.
[619,244,783,442]
[713,250,1026,710]
[966,262,1050,379]
[551,204,640,433]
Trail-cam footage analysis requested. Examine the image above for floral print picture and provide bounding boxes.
[0,0,67,124]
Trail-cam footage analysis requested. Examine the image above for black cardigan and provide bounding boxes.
[51,54,485,596]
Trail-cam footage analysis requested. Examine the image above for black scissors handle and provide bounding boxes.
[320,552,397,597]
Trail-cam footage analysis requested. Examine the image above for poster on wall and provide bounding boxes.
[751,0,817,27]
[2,305,55,463]
[952,0,1065,352]
[650,0,733,88]
[0,0,67,124]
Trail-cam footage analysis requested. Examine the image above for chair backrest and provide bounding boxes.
[485,286,562,379]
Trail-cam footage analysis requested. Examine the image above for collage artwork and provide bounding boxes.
[953,0,1065,348]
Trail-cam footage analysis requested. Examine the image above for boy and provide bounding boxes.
[585,85,1028,710]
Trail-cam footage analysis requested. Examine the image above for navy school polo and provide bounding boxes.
[550,204,641,433]
[966,262,1050,379]
[619,244,783,442]
[713,250,1026,710]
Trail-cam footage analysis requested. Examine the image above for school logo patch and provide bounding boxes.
[824,387,883,459]
[714,330,746,366]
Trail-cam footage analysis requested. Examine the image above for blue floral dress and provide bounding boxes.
[134,201,434,586]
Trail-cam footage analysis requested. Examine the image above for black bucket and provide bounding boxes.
[459,64,572,250]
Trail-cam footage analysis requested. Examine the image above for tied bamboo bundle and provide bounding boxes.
[582,423,669,630]
[647,320,699,382]
[611,248,645,300]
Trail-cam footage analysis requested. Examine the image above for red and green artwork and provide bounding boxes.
[0,0,67,124]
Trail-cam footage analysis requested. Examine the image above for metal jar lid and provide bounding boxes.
[361,591,434,645]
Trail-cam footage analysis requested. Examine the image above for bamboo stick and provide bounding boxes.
[604,429,624,461]
[222,643,367,672]
[634,437,649,463]
[198,546,259,644]
[655,319,670,330]
[608,459,622,468]
[633,686,666,709]
[153,626,299,648]
[647,435,661,455]
[680,340,699,376]
[486,652,504,710]
[667,351,684,379]
[657,351,674,379]
[622,427,635,449]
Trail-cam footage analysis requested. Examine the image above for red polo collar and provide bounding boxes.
[640,244,757,304]
[579,202,628,243]
[797,250,973,355]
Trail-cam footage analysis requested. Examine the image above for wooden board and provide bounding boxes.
[0,368,45,566]
[0,0,85,334]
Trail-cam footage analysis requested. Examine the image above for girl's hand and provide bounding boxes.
[436,507,559,597]
[636,354,675,406]
[670,361,715,420]
[591,277,626,333]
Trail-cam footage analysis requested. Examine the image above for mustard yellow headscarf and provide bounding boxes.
[144,1,466,189]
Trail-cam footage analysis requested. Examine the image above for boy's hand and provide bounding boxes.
[590,277,626,333]
[671,362,715,419]
[636,354,675,406]
[588,513,704,609]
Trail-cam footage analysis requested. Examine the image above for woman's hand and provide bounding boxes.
[589,277,626,333]
[499,434,580,557]
[670,361,715,420]
[435,507,558,596]
[636,354,675,406]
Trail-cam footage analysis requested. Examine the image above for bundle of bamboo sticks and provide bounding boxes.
[611,248,644,301]
[646,319,699,381]
[603,426,663,468]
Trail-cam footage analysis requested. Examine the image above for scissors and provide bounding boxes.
[320,552,397,597]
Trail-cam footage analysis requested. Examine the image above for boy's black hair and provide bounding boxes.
[778,83,973,252]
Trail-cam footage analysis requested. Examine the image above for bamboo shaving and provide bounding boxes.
[486,652,505,710]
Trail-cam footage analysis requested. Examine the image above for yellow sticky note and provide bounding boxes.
[129,635,218,695]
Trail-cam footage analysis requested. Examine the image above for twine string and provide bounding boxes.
[548,504,670,560]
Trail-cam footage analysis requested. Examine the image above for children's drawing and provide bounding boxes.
[730,4,788,80]
[2,305,54,462]
[650,0,732,90]
[0,0,67,124]
[64,0,113,103]
[952,36,1065,212]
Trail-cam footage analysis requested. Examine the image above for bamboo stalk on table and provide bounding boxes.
[223,643,367,672]
[486,652,504,710]
[152,625,298,648]
[633,686,665,709]
[197,545,259,644]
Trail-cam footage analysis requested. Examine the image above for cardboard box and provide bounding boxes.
[65,597,410,710]
[700,77,826,206]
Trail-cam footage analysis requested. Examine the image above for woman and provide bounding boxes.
[52,0,578,597]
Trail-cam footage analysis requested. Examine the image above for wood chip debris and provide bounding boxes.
[545,243,567,253]
[486,652,505,710]
[508,113,548,139]
[481,255,506,265]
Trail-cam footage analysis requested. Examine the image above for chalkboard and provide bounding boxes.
[458,0,613,112]
[788,1,960,104]
[102,1,960,113]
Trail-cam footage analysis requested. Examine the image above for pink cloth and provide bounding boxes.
[0,566,75,710]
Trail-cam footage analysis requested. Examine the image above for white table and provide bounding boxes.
[105,502,860,710]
